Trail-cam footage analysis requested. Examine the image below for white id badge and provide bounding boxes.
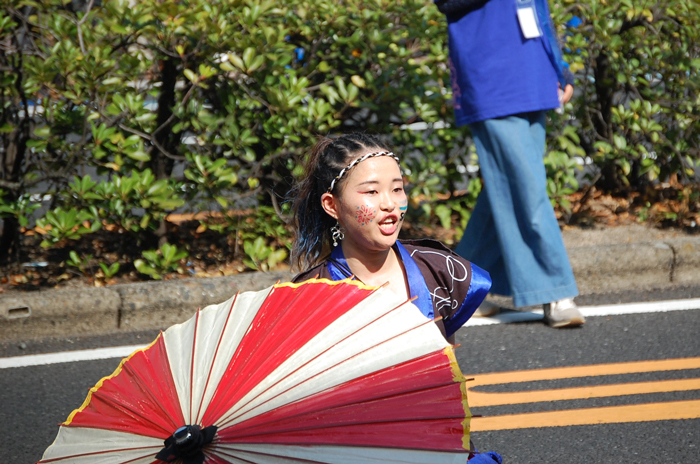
[517,6,542,38]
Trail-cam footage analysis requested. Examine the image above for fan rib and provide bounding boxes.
[38,445,161,463]
[189,308,202,423]
[61,336,160,427]
[221,384,466,439]
[155,331,186,432]
[120,357,184,434]
[74,371,176,438]
[216,313,442,429]
[214,289,409,428]
[209,449,262,464]
[219,417,466,451]
[212,445,327,464]
[219,352,457,435]
[205,282,376,426]
[62,335,185,439]
[214,443,467,464]
[198,286,279,426]
[194,292,240,425]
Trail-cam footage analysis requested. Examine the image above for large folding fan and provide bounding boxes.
[40,279,472,464]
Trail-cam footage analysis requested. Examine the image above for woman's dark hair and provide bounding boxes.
[291,133,391,271]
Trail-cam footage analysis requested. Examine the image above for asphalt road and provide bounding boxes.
[454,307,700,462]
[1,290,699,464]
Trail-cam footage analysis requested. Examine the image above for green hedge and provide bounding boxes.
[0,0,698,277]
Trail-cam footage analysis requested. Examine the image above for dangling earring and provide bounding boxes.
[331,221,344,247]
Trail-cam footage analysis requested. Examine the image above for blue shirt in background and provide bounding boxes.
[447,0,561,126]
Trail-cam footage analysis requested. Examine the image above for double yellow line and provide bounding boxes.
[468,357,700,430]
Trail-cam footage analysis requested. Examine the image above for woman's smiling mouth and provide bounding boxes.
[378,215,399,235]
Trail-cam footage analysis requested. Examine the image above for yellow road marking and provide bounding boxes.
[469,378,700,407]
[471,400,700,431]
[468,357,700,386]
[467,358,700,430]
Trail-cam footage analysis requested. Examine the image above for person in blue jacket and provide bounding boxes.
[437,0,585,327]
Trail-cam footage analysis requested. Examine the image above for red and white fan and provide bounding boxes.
[40,279,472,464]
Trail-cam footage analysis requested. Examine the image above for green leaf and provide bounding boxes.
[613,134,627,150]
[248,55,265,73]
[102,77,121,86]
[34,126,51,138]
[183,68,197,82]
[127,150,150,162]
[134,259,162,280]
[242,47,256,69]
[227,53,245,70]
[220,61,236,72]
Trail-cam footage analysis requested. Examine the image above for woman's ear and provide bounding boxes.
[321,192,339,220]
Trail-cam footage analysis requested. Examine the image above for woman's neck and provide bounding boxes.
[344,246,392,276]
[341,243,408,299]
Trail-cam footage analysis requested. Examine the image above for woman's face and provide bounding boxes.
[326,155,408,254]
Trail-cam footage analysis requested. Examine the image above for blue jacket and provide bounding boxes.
[445,0,570,125]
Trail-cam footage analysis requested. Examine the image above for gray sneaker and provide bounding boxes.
[543,298,585,328]
[473,301,500,317]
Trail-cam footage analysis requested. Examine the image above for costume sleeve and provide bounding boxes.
[405,239,492,337]
[443,262,491,337]
[539,0,573,89]
[563,65,575,87]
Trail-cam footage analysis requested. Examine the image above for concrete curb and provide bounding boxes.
[570,242,674,294]
[0,271,293,343]
[670,237,700,284]
[570,237,699,294]
[1,230,698,343]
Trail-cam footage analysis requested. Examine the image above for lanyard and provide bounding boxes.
[516,0,542,39]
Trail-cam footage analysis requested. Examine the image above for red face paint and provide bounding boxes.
[355,205,377,226]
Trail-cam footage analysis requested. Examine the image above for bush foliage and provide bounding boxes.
[0,0,698,279]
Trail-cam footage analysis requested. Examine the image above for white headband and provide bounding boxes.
[327,151,400,193]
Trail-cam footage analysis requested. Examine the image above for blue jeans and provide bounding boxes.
[455,111,578,307]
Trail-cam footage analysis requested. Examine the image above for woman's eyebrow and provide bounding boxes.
[356,178,403,186]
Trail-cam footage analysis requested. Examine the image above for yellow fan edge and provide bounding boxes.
[444,346,472,450]
[62,334,162,426]
[275,277,380,292]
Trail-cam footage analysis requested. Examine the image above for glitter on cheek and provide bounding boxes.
[355,204,377,226]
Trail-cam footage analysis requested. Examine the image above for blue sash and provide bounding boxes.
[327,243,434,319]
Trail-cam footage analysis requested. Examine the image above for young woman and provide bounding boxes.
[291,133,492,341]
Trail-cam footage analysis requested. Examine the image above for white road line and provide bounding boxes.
[0,344,147,369]
[579,298,700,316]
[2,298,700,369]
[466,309,544,326]
[465,297,700,326]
